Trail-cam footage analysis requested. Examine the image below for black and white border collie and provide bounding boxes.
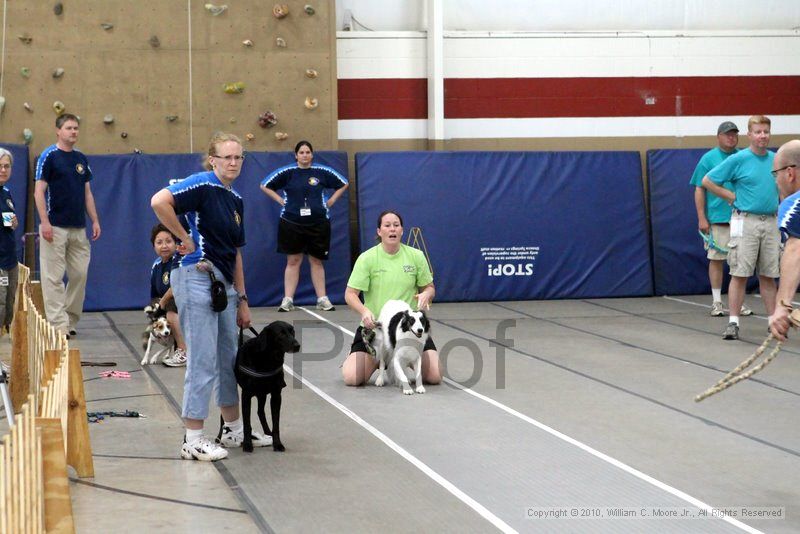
[373,300,430,394]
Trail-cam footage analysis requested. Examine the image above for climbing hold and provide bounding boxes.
[273,4,289,18]
[204,3,228,16]
[304,97,319,110]
[134,149,142,154]
[120,132,128,139]
[229,117,237,124]
[103,114,114,124]
[18,34,32,45]
[52,67,65,79]
[242,39,253,47]
[223,82,245,94]
[0,97,5,115]
[245,133,255,141]
[149,35,160,48]
[20,67,31,78]
[275,132,289,141]
[23,102,33,112]
[275,37,286,48]
[166,115,178,122]
[304,5,315,15]
[100,23,114,31]
[53,3,63,15]
[23,129,34,145]
[305,69,318,79]
[52,101,65,115]
[258,110,278,128]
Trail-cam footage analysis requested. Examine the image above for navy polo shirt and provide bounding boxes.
[35,144,92,228]
[0,187,17,271]
[261,164,347,225]
[167,171,245,284]
[150,255,176,299]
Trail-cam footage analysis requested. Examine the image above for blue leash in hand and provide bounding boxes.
[698,230,728,254]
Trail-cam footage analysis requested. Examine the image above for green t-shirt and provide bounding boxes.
[347,243,433,317]
[689,147,736,224]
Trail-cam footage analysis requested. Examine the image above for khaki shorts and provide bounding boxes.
[727,213,780,278]
[704,223,730,261]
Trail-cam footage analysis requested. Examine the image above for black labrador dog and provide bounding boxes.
[218,321,300,452]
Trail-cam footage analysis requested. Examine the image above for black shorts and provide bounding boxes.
[277,218,331,260]
[350,325,437,354]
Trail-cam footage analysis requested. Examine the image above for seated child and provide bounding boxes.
[150,223,187,367]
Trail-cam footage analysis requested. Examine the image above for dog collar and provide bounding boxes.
[238,364,283,378]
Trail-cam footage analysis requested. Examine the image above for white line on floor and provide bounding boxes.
[293,307,516,533]
[663,296,767,322]
[299,306,762,534]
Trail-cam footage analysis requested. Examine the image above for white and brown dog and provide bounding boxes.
[141,303,175,365]
[373,300,430,395]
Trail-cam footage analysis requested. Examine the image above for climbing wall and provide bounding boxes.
[0,1,337,156]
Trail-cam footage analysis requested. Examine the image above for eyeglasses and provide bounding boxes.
[771,164,797,177]
[213,154,245,162]
[0,164,10,171]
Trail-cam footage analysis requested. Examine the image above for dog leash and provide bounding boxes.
[99,370,131,379]
[87,410,146,423]
[237,325,283,377]
[698,230,728,253]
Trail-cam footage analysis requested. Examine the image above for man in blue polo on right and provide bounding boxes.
[702,115,779,340]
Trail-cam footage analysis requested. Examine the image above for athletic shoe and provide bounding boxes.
[217,425,273,448]
[316,296,335,311]
[163,348,187,367]
[740,304,753,316]
[710,301,724,317]
[180,436,228,461]
[722,322,739,341]
[278,297,295,312]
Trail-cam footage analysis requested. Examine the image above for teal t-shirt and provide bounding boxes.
[347,243,433,317]
[690,147,736,223]
[708,148,777,215]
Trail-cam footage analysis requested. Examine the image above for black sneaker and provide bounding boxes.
[722,322,739,340]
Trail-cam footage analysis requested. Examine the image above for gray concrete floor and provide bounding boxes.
[2,295,798,533]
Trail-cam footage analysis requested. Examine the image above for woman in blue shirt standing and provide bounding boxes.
[260,141,348,312]
[151,132,269,462]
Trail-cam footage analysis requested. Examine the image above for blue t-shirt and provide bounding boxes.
[708,148,777,215]
[0,187,17,271]
[167,171,245,284]
[261,164,347,225]
[35,145,92,228]
[778,190,800,242]
[690,147,736,224]
[150,255,176,299]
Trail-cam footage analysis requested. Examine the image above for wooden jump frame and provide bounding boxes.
[0,264,94,533]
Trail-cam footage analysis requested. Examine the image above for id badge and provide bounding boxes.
[0,276,8,287]
[300,208,311,216]
[730,213,744,238]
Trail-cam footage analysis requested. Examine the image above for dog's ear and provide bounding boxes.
[400,311,414,332]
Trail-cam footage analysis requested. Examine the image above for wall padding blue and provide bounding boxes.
[356,151,652,302]
[83,151,349,311]
[4,144,29,263]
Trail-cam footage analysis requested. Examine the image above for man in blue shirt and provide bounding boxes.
[702,115,779,340]
[768,140,800,341]
[690,121,751,317]
[34,114,102,337]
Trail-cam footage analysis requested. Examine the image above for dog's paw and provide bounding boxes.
[273,442,285,452]
[375,371,386,387]
[402,385,414,395]
[415,385,426,394]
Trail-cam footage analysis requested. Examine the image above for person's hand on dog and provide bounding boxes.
[177,236,195,256]
[361,310,376,329]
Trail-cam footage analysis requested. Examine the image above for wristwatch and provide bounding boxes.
[237,293,248,304]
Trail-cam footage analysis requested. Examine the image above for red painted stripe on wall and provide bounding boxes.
[338,76,800,119]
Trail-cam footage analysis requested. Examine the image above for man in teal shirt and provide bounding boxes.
[690,121,751,318]
[702,115,779,340]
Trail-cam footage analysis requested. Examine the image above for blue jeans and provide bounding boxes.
[171,264,238,420]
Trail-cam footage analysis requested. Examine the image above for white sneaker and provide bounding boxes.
[180,436,228,461]
[278,297,295,312]
[740,303,753,316]
[217,425,273,448]
[710,301,724,317]
[163,348,187,367]
[316,296,335,311]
